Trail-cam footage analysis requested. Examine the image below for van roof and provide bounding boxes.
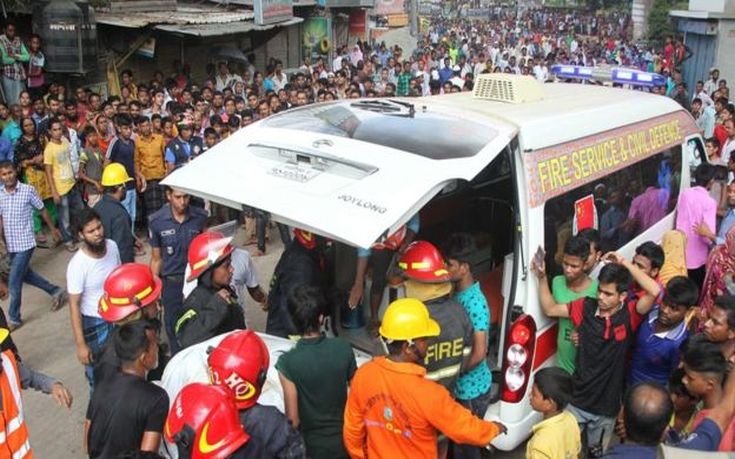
[419,83,687,151]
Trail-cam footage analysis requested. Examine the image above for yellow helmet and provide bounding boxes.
[101,163,132,187]
[379,298,440,341]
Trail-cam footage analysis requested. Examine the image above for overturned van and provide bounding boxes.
[162,74,704,450]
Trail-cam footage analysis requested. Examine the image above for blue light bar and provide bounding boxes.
[550,65,666,88]
[550,65,593,80]
[611,68,666,87]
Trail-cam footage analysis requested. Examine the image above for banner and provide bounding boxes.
[374,0,405,16]
[349,10,367,39]
[573,195,597,234]
[303,17,331,63]
[254,0,293,26]
[525,111,698,207]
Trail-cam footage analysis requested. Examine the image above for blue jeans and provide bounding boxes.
[1,76,25,105]
[121,188,137,232]
[8,248,61,323]
[453,389,493,459]
[567,404,616,457]
[57,187,84,243]
[82,315,113,390]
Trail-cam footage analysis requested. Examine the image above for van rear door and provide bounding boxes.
[162,101,516,248]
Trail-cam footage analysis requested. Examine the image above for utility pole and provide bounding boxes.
[410,0,418,36]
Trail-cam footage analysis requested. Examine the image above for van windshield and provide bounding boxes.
[262,101,498,160]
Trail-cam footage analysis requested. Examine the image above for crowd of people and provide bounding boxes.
[0,1,733,458]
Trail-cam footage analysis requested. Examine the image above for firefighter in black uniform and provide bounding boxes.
[266,229,325,339]
[175,231,245,349]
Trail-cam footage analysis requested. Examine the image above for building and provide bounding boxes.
[670,0,735,95]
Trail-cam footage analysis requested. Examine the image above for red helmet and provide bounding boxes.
[207,330,269,410]
[398,240,451,283]
[293,228,316,250]
[187,231,235,282]
[164,383,250,459]
[99,263,163,322]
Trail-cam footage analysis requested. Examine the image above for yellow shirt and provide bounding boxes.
[43,138,75,196]
[135,133,166,180]
[527,411,581,459]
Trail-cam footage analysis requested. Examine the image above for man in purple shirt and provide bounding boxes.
[676,163,718,286]
[625,186,668,237]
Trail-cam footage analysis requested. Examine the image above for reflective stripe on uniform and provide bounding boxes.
[11,439,30,459]
[425,363,462,381]
[175,309,198,334]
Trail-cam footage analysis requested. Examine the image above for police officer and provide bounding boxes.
[149,187,207,354]
[164,122,202,175]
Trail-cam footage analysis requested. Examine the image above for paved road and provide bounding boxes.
[16,226,524,458]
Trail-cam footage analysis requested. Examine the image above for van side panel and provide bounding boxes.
[489,112,701,451]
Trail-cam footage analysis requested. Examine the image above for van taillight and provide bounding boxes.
[501,314,537,403]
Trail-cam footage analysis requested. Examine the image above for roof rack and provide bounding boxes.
[472,74,545,104]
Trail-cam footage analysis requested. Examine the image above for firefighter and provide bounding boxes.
[266,229,325,339]
[165,382,251,459]
[398,240,474,391]
[343,298,505,458]
[94,262,165,382]
[175,231,245,349]
[207,330,306,458]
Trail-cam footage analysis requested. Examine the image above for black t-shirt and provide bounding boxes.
[570,297,637,417]
[86,372,169,459]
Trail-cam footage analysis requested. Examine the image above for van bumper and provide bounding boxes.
[484,402,542,451]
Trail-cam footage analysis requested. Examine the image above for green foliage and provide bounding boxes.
[648,0,675,44]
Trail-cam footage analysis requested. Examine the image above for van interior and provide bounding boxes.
[336,144,519,401]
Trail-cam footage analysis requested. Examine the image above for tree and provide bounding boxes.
[648,0,675,44]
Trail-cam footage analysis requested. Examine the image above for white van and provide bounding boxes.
[162,74,704,450]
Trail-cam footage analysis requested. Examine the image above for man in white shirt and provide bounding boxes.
[693,80,715,108]
[533,58,549,82]
[704,68,720,96]
[722,119,735,162]
[66,208,121,388]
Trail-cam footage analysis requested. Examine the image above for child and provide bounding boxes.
[527,367,581,459]
[680,335,735,450]
[666,368,698,444]
[275,285,356,459]
[628,276,699,386]
[78,125,104,207]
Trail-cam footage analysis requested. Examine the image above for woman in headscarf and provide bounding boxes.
[350,44,363,67]
[700,226,735,318]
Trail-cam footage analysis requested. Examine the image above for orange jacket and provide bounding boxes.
[343,357,500,458]
[0,349,32,458]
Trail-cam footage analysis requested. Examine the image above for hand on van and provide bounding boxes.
[530,247,547,279]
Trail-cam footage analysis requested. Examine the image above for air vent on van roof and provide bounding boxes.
[472,74,544,104]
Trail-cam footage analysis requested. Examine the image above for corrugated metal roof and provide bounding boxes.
[96,5,254,29]
[154,16,303,37]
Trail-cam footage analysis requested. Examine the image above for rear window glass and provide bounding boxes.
[262,101,498,160]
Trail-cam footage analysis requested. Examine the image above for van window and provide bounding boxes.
[261,101,499,160]
[543,145,682,274]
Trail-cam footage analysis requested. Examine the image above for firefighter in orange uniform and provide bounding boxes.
[343,298,505,459]
[0,276,73,459]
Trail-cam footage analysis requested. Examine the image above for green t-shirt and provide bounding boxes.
[275,336,357,459]
[552,275,598,374]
